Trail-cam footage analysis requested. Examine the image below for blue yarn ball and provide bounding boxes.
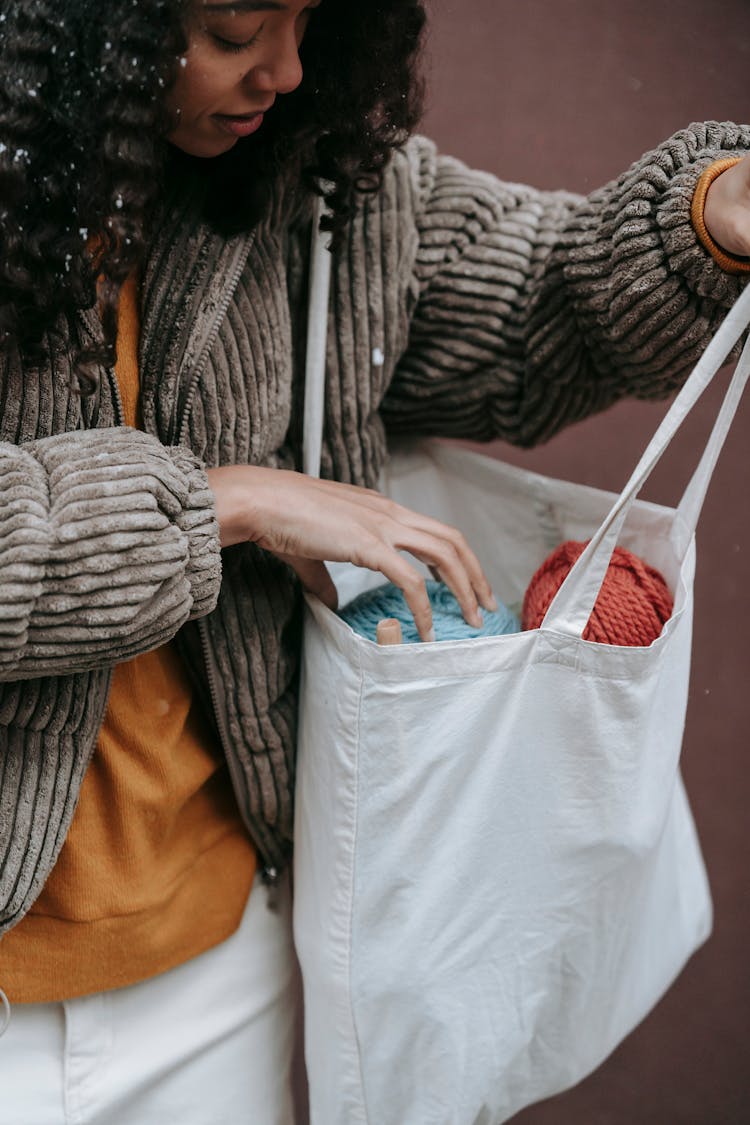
[339,580,520,644]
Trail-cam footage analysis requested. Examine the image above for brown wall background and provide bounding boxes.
[420,2,750,1122]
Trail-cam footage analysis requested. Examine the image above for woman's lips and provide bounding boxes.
[213,112,265,138]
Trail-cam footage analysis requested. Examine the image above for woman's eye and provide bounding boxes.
[213,32,261,53]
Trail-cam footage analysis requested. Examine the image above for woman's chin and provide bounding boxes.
[166,128,238,160]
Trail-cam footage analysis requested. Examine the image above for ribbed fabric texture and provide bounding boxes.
[384,125,750,448]
[1,125,749,933]
[0,428,220,677]
[0,271,255,1002]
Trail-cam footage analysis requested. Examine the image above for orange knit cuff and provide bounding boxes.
[690,157,750,275]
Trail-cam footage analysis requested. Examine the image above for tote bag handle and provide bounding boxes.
[302,198,332,479]
[303,196,750,638]
[542,288,750,636]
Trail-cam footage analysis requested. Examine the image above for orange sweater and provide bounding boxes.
[1,274,256,1003]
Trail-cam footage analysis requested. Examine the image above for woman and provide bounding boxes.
[0,0,748,1121]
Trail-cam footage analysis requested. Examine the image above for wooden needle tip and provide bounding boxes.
[376,618,403,646]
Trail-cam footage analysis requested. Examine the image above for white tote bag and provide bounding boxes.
[293,212,750,1124]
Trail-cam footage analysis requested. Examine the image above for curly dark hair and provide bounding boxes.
[0,0,426,386]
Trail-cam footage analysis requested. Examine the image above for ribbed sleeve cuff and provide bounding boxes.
[0,445,49,667]
[690,157,750,275]
[658,122,750,303]
[0,429,222,678]
[167,446,222,619]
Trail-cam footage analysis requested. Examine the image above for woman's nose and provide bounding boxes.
[247,27,304,97]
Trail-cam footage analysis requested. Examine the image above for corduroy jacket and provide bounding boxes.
[1,125,749,936]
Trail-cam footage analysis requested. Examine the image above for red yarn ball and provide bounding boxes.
[522,541,674,646]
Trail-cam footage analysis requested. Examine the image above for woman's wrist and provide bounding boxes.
[206,465,265,549]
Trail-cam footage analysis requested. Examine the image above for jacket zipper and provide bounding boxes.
[176,235,254,447]
[75,294,127,430]
[196,617,283,897]
[174,234,284,894]
[108,365,125,427]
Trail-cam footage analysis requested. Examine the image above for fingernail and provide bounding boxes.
[487,592,499,611]
[471,610,484,629]
[426,628,436,643]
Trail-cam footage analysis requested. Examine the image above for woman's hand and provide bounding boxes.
[703,155,750,258]
[206,465,497,642]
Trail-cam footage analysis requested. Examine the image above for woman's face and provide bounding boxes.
[166,0,321,158]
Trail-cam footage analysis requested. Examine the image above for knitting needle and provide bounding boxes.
[376,618,403,646]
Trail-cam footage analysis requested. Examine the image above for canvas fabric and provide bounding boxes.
[293,224,750,1123]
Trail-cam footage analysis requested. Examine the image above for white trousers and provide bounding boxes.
[0,873,299,1125]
